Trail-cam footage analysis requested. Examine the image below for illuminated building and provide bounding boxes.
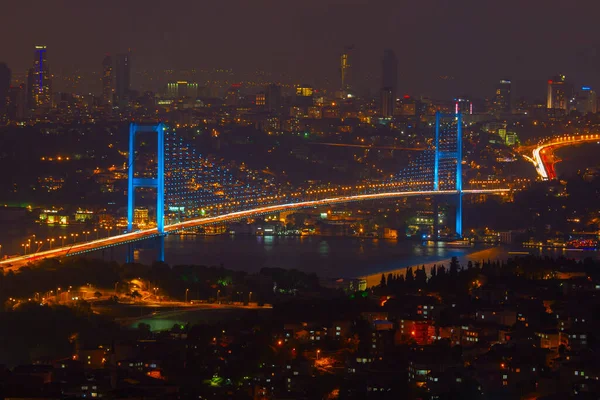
[307,106,322,119]
[101,55,113,106]
[133,207,149,227]
[165,81,199,99]
[454,97,473,114]
[339,45,353,96]
[573,86,597,114]
[30,45,52,110]
[492,79,511,113]
[255,92,266,106]
[115,52,131,106]
[75,210,94,223]
[547,74,570,111]
[294,84,313,107]
[0,63,9,117]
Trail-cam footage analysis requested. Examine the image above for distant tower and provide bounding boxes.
[492,79,512,113]
[0,63,10,117]
[31,45,52,109]
[380,49,398,117]
[101,54,113,106]
[340,45,353,95]
[115,52,131,106]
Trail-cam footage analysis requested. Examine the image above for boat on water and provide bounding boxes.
[446,239,473,248]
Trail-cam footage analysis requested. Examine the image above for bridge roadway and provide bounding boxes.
[525,134,600,180]
[0,189,509,271]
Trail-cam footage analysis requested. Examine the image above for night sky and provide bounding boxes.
[3,0,600,99]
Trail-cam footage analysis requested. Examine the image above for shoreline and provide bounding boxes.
[360,246,508,288]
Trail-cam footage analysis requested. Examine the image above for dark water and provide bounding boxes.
[130,235,486,277]
[554,143,600,178]
[95,234,598,285]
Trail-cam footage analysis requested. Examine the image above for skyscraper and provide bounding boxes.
[574,86,597,114]
[31,45,51,109]
[547,74,570,111]
[380,88,394,117]
[102,54,113,106]
[0,63,10,117]
[340,45,353,95]
[380,50,398,117]
[492,79,511,113]
[115,52,131,106]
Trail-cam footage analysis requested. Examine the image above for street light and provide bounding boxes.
[316,349,321,360]
[185,288,189,303]
[153,287,159,297]
[249,291,253,304]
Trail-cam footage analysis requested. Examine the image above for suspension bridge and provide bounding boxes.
[0,112,510,270]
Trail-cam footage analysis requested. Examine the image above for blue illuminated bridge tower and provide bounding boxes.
[434,111,463,237]
[127,112,464,261]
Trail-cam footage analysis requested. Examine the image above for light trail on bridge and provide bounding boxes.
[0,189,510,271]
[528,134,600,180]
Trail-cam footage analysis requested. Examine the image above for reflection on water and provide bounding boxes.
[318,240,330,257]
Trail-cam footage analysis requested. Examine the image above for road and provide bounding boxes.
[0,188,509,270]
[526,134,600,180]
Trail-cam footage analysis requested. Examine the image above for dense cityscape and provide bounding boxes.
[1,2,600,399]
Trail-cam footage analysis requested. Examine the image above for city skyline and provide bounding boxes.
[3,0,600,98]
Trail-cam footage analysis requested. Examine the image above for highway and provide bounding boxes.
[0,188,509,270]
[528,134,600,180]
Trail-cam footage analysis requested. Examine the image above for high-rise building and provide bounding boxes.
[547,74,570,111]
[31,45,52,109]
[115,52,131,106]
[0,63,10,117]
[101,55,113,106]
[166,81,199,99]
[340,45,353,95]
[492,79,511,113]
[574,86,597,114]
[380,87,394,117]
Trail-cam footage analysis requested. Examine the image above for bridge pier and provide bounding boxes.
[157,235,165,263]
[125,243,133,264]
[432,198,439,240]
[456,191,462,238]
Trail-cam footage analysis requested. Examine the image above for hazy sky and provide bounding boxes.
[3,0,600,99]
